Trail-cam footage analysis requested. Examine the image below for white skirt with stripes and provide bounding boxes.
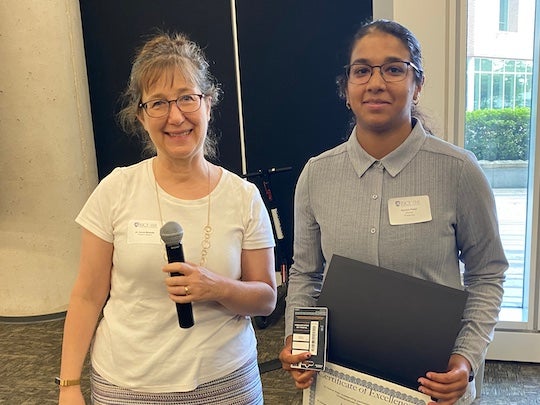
[91,354,263,405]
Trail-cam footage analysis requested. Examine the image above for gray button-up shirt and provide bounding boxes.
[285,122,507,401]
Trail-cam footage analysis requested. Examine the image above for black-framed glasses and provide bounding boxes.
[138,94,204,118]
[345,61,422,85]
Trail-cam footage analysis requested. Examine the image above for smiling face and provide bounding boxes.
[346,31,422,136]
[137,68,211,164]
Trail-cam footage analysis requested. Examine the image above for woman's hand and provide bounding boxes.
[58,385,86,405]
[162,247,276,316]
[163,261,222,304]
[279,335,317,389]
[418,354,471,405]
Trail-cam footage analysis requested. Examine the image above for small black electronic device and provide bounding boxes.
[160,221,194,329]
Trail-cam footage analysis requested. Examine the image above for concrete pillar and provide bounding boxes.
[0,0,98,318]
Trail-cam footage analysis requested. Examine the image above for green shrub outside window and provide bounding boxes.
[465,107,530,161]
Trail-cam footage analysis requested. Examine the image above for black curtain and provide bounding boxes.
[79,0,241,178]
[236,1,372,261]
[79,1,373,264]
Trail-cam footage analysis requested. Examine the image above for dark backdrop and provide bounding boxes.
[236,1,372,261]
[79,1,372,265]
[79,0,241,177]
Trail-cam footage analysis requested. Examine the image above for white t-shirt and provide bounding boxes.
[76,158,275,392]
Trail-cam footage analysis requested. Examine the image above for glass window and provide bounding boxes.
[500,0,520,31]
[505,60,516,71]
[500,0,509,30]
[493,75,504,108]
[470,57,533,109]
[504,75,516,107]
[466,0,536,328]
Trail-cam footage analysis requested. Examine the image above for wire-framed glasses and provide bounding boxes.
[345,61,421,85]
[139,94,204,118]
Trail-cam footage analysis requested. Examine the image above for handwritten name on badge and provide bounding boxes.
[127,220,162,244]
[387,195,432,225]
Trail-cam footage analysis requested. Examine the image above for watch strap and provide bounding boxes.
[55,377,81,386]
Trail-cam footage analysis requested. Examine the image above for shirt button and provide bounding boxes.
[370,227,376,234]
[371,194,378,200]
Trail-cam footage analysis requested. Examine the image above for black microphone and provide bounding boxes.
[160,221,194,328]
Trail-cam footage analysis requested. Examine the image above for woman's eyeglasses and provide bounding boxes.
[139,94,204,118]
[345,61,422,85]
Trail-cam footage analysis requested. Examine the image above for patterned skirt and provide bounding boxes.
[91,355,263,405]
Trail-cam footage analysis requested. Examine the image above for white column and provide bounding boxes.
[0,0,98,318]
[373,0,466,144]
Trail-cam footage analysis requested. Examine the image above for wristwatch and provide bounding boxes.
[55,377,81,386]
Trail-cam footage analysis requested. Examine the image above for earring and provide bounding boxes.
[346,101,351,110]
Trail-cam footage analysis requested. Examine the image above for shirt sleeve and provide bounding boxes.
[241,182,276,250]
[75,168,125,243]
[284,160,325,338]
[453,152,508,373]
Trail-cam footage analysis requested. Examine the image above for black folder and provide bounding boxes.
[317,254,468,390]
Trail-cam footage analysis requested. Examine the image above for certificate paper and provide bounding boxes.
[303,362,430,405]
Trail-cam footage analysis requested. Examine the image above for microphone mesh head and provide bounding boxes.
[160,221,183,246]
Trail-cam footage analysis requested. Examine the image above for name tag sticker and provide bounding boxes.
[388,195,432,225]
[127,220,162,244]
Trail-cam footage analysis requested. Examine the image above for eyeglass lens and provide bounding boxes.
[143,94,202,118]
[347,62,410,84]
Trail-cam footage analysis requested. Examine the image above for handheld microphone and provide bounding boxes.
[160,221,194,328]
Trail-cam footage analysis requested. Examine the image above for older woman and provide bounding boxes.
[58,31,276,405]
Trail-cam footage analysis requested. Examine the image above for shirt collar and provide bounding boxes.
[346,120,428,178]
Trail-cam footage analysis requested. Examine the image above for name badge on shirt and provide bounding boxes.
[388,195,432,225]
[127,220,162,244]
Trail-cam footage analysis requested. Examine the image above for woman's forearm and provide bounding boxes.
[59,294,104,381]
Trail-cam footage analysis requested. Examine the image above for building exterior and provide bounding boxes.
[466,0,534,110]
